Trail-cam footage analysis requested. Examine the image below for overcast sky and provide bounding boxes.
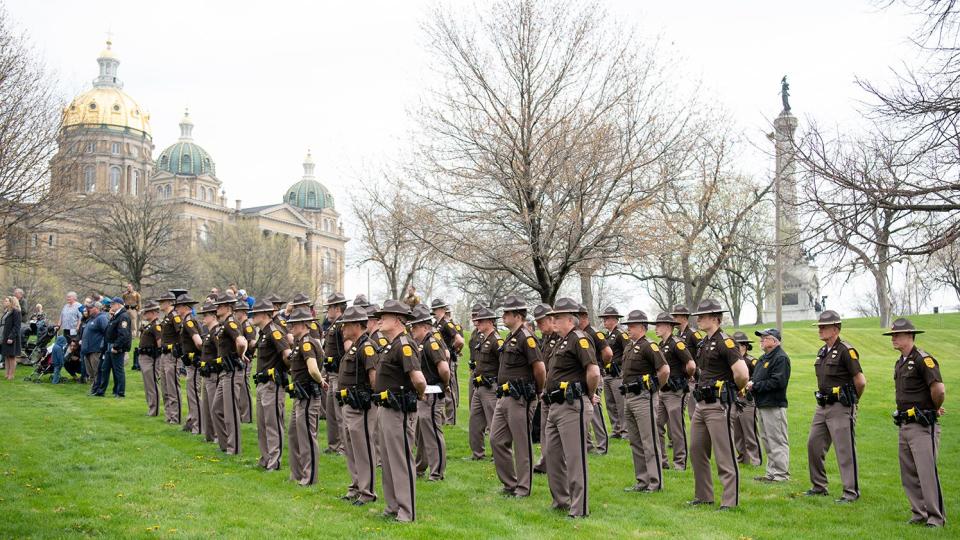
[8,0,953,317]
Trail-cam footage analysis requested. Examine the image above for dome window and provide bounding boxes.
[89,102,97,110]
[288,192,297,204]
[112,104,120,112]
[160,155,169,167]
[182,154,191,172]
[307,192,317,207]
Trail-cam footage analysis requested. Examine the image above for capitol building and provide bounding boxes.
[45,40,347,299]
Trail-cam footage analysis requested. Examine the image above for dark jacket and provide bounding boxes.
[751,344,790,408]
[1,308,22,357]
[82,312,109,355]
[105,308,132,353]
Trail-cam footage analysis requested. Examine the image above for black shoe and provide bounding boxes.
[624,485,645,492]
[718,506,734,511]
[804,489,829,497]
[114,394,125,398]
[835,497,856,504]
[352,499,369,506]
[926,523,941,528]
[687,499,713,506]
[499,488,516,497]
[754,475,775,483]
[339,494,354,501]
[908,518,926,525]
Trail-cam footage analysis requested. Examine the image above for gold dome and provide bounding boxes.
[62,87,151,136]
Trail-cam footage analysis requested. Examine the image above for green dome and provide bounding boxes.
[285,151,335,210]
[157,140,215,176]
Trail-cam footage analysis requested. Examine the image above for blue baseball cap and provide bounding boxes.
[754,328,782,341]
[111,297,123,304]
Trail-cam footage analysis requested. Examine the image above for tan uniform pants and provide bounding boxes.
[289,393,321,485]
[688,379,697,418]
[807,402,859,500]
[469,384,497,459]
[586,389,608,454]
[899,422,945,527]
[690,400,739,507]
[491,396,535,496]
[184,365,201,434]
[603,375,626,437]
[324,373,343,452]
[158,352,181,424]
[657,389,687,470]
[202,372,219,443]
[378,406,417,522]
[415,394,446,481]
[545,396,591,518]
[342,403,378,501]
[214,368,242,454]
[534,401,550,473]
[256,381,286,470]
[443,360,459,425]
[757,406,790,480]
[139,354,160,416]
[85,352,101,393]
[624,391,663,491]
[733,400,762,466]
[237,360,252,424]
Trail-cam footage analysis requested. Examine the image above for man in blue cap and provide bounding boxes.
[748,328,791,483]
[98,297,132,398]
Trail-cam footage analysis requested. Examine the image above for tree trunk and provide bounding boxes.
[579,268,595,322]
[874,262,893,328]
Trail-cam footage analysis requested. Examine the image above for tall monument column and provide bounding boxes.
[763,77,820,324]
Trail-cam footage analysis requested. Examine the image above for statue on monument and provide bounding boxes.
[781,75,791,112]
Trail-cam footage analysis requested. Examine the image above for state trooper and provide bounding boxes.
[233,300,256,424]
[197,301,221,444]
[577,304,611,454]
[156,291,182,424]
[287,306,326,486]
[653,312,696,471]
[806,310,866,503]
[468,306,501,461]
[543,297,601,518]
[175,294,203,434]
[732,331,761,467]
[466,303,484,408]
[321,292,351,454]
[372,300,426,522]
[671,304,703,419]
[532,303,560,475]
[620,310,669,492]
[409,304,450,482]
[687,299,749,510]
[490,295,544,497]
[290,293,326,421]
[336,305,379,504]
[886,318,946,528]
[432,298,464,426]
[365,302,387,465]
[599,306,629,439]
[213,293,247,455]
[136,301,163,417]
[250,299,291,471]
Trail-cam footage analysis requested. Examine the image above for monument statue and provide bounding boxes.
[781,75,791,112]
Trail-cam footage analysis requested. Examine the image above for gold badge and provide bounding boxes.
[578,338,589,349]
[173,316,181,324]
[650,343,660,352]
[402,345,413,357]
[364,345,375,357]
[676,342,686,350]
[526,337,537,349]
[229,321,238,330]
[724,338,735,349]
[497,339,504,347]
[379,338,387,346]
[154,325,161,332]
[280,320,287,327]
[764,362,770,368]
[272,330,282,340]
[431,342,440,351]
[621,332,629,340]
[302,342,312,352]
[849,349,859,361]
[924,357,936,369]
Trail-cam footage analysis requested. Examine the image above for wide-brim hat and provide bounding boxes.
[882,317,925,336]
[409,304,433,325]
[290,293,311,306]
[813,310,842,327]
[670,304,692,316]
[653,312,679,325]
[352,294,369,308]
[323,292,348,307]
[249,299,275,314]
[691,298,727,316]
[213,293,237,306]
[532,303,552,320]
[141,300,160,313]
[264,293,284,305]
[577,303,589,315]
[340,305,369,324]
[374,299,412,320]
[286,306,316,324]
[197,301,217,315]
[470,303,484,317]
[623,310,653,325]
[501,295,529,313]
[174,294,198,306]
[233,300,249,311]
[365,304,381,319]
[474,307,498,321]
[169,288,189,298]
[732,331,754,344]
[156,291,176,302]
[430,298,450,310]
[599,306,623,319]
[549,297,581,316]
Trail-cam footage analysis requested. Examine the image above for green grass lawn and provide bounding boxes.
[0,313,956,538]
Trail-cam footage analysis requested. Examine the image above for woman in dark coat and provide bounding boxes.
[3,296,22,379]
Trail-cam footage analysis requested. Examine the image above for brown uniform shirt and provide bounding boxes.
[677,325,704,363]
[584,324,608,374]
[216,316,242,358]
[122,291,141,309]
[497,327,542,382]
[308,320,322,341]
[473,330,502,378]
[241,319,256,349]
[659,335,693,378]
[546,329,596,388]
[339,334,378,388]
[139,319,162,349]
[159,310,180,348]
[256,322,291,373]
[375,334,420,393]
[418,332,447,386]
[290,335,321,387]
[200,324,220,363]
[436,316,462,357]
[179,314,202,355]
[895,346,943,411]
[539,331,560,371]
[814,339,862,390]
[371,330,389,349]
[323,318,345,366]
[697,329,740,384]
[621,336,667,380]
[604,327,630,369]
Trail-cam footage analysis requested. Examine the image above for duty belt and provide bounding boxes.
[893,407,938,427]
[620,374,657,396]
[545,381,585,405]
[661,376,688,393]
[287,380,322,400]
[604,361,622,378]
[253,367,287,386]
[337,385,373,410]
[372,388,418,412]
[136,346,161,359]
[472,374,497,388]
[693,380,735,404]
[496,379,536,400]
[324,356,340,374]
[181,351,198,367]
[815,384,858,407]
[198,359,220,376]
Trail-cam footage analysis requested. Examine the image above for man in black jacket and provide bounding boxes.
[747,328,791,483]
[103,297,132,398]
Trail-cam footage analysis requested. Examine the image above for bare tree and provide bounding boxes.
[197,220,309,299]
[712,201,774,327]
[452,265,530,308]
[929,239,960,302]
[411,0,690,303]
[0,6,81,264]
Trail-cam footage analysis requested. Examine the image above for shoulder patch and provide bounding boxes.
[621,332,629,340]
[378,338,387,346]
[650,343,660,352]
[447,322,454,329]
[121,320,128,328]
[526,336,537,349]
[272,330,282,340]
[363,345,375,357]
[724,338,735,349]
[433,332,442,341]
[694,331,704,339]
[310,322,318,330]
[676,341,686,350]
[924,357,936,369]
[154,325,161,332]
[848,349,858,361]
[430,341,440,351]
[455,324,462,332]
[302,342,312,352]
[244,325,253,334]
[229,321,238,330]
[596,331,604,340]
[173,316,181,324]
[280,319,287,327]
[402,345,413,357]
[579,338,589,349]
[185,320,194,328]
